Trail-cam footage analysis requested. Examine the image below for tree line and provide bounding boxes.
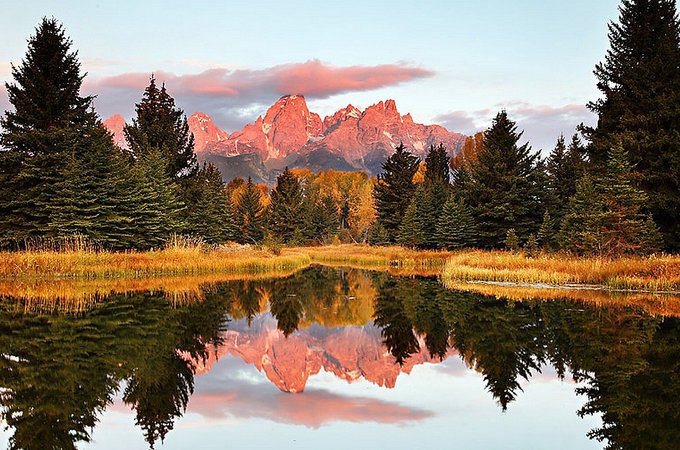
[2,0,680,256]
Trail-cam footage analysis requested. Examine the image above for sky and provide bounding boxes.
[0,0,625,153]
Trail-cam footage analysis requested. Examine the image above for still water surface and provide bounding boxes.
[1,265,678,449]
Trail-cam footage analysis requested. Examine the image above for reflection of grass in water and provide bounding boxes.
[441,250,680,293]
[0,266,308,314]
[304,244,451,274]
[4,243,680,315]
[444,281,680,318]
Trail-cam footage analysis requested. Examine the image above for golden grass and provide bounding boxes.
[3,244,680,314]
[303,244,453,275]
[0,268,306,314]
[0,244,311,279]
[441,250,680,293]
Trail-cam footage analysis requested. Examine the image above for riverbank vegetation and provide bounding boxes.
[3,243,680,294]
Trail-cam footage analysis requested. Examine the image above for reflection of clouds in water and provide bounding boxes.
[187,356,433,429]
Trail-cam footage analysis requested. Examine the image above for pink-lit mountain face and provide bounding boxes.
[102,114,127,149]
[103,95,467,183]
[192,314,457,393]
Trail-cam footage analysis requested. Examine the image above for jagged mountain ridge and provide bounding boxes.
[104,95,467,184]
[191,313,457,393]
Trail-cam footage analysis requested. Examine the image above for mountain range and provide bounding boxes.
[191,313,456,393]
[104,95,468,184]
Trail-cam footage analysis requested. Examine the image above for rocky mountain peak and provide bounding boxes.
[104,96,468,184]
[188,112,230,153]
[102,114,127,149]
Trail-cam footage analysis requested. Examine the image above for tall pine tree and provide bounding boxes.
[183,162,239,245]
[124,75,197,180]
[267,167,307,244]
[0,18,130,248]
[234,178,266,244]
[585,0,680,249]
[373,143,420,242]
[459,111,545,249]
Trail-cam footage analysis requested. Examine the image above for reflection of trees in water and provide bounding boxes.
[1,266,680,450]
[370,274,680,449]
[0,291,228,450]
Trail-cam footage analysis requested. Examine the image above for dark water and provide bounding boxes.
[1,265,679,449]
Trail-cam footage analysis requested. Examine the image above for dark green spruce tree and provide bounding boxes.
[234,177,266,244]
[308,194,340,243]
[0,17,131,248]
[560,142,661,256]
[373,143,420,242]
[127,149,185,249]
[420,143,451,249]
[183,162,239,244]
[584,0,680,250]
[124,75,197,180]
[267,167,307,244]
[436,196,478,250]
[459,111,545,249]
[397,187,425,248]
[546,134,587,223]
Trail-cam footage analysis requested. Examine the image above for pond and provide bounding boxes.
[1,265,679,449]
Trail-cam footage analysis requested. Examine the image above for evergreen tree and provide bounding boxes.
[536,210,557,251]
[127,149,185,249]
[373,143,420,241]
[368,222,391,246]
[424,143,451,186]
[559,175,606,255]
[234,178,265,244]
[397,191,424,248]
[47,137,134,249]
[124,75,197,180]
[460,111,545,248]
[546,134,587,222]
[559,143,659,256]
[435,196,478,250]
[0,18,130,247]
[599,142,658,256]
[183,162,238,244]
[419,143,451,249]
[267,167,307,244]
[308,195,340,243]
[585,0,680,249]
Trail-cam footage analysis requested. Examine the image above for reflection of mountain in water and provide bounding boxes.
[195,313,456,393]
[2,265,680,450]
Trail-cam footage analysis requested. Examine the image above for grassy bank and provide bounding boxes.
[304,244,452,276]
[2,244,680,295]
[441,250,680,293]
[0,243,311,279]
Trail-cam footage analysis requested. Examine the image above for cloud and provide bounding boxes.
[504,102,596,152]
[434,109,491,136]
[0,85,10,115]
[83,60,434,130]
[435,103,597,154]
[187,365,433,428]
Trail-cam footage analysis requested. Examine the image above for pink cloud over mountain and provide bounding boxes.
[82,60,434,131]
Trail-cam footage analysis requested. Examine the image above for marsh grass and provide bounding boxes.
[303,244,452,274]
[441,250,680,293]
[0,243,310,279]
[3,243,680,313]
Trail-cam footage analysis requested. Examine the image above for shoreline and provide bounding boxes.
[1,243,679,294]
